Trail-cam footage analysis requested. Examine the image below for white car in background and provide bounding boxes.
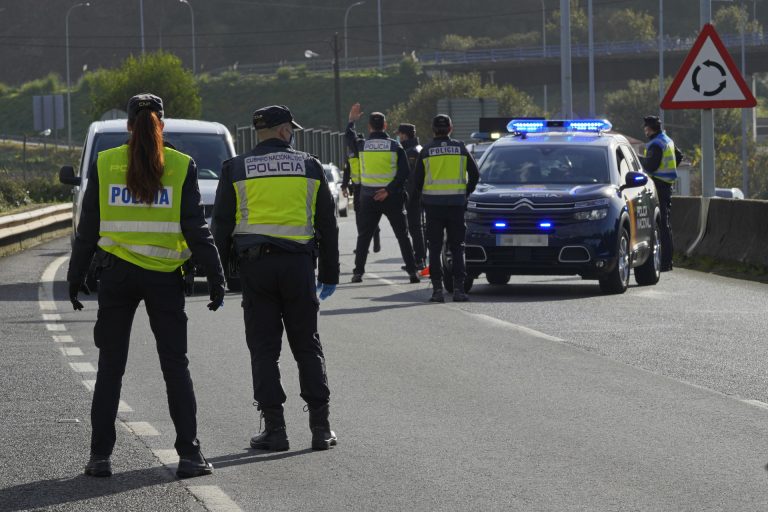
[322,163,348,217]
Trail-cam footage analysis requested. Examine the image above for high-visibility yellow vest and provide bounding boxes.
[360,140,397,188]
[97,145,191,272]
[644,132,678,184]
[232,151,319,243]
[348,153,361,185]
[422,144,468,199]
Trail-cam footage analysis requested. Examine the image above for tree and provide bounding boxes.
[714,5,762,35]
[598,9,656,43]
[84,52,201,121]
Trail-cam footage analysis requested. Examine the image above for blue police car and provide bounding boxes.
[450,119,661,294]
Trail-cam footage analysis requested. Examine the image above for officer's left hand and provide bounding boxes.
[373,188,389,202]
[207,278,225,311]
[68,280,89,311]
[316,281,336,300]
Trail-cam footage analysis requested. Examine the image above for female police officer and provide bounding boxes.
[67,93,225,479]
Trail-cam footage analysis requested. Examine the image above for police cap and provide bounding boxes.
[252,105,303,130]
[432,114,452,130]
[643,115,662,131]
[127,93,164,121]
[395,123,416,137]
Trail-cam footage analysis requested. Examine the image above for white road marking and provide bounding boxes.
[742,399,768,411]
[187,486,244,512]
[69,362,96,372]
[46,323,66,331]
[52,335,74,343]
[118,400,133,412]
[152,448,178,467]
[124,421,160,436]
[59,347,83,356]
[39,301,57,311]
[39,255,69,310]
[42,313,61,321]
[82,380,96,392]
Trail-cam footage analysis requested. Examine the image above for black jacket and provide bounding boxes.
[210,138,340,285]
[414,136,480,206]
[400,136,422,199]
[345,121,410,199]
[67,146,224,285]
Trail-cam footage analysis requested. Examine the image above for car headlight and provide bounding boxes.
[465,210,479,220]
[574,208,608,221]
[574,198,610,209]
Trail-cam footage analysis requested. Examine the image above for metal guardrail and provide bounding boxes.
[233,125,348,169]
[211,31,767,76]
[0,203,73,257]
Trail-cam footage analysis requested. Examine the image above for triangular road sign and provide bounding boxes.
[661,23,757,109]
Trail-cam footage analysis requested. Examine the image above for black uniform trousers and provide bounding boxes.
[351,184,380,250]
[425,204,467,288]
[91,257,199,458]
[653,178,674,268]
[239,248,330,409]
[354,191,417,275]
[406,195,426,264]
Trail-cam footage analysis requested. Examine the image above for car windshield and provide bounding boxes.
[87,132,232,180]
[479,145,610,185]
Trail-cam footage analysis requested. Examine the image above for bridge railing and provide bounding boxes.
[233,125,347,170]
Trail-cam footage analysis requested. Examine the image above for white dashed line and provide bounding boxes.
[118,400,133,413]
[58,347,83,356]
[69,362,96,373]
[742,399,768,410]
[39,255,69,309]
[82,380,96,392]
[124,421,160,436]
[152,448,179,467]
[52,335,74,343]
[42,313,62,321]
[39,301,57,311]
[46,323,66,331]
[187,486,244,512]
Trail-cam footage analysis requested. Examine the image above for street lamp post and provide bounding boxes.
[659,0,664,123]
[377,0,383,69]
[344,1,365,70]
[588,0,595,117]
[560,0,573,118]
[541,0,547,114]
[139,0,145,55]
[66,2,89,148]
[180,0,196,74]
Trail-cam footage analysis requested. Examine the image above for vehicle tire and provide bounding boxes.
[599,226,631,294]
[486,271,510,285]
[184,272,195,297]
[634,218,661,286]
[441,244,474,293]
[339,206,348,217]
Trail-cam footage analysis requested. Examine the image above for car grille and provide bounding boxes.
[472,200,575,211]
[474,211,580,232]
[485,247,561,264]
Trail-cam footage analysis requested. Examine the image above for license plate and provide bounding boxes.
[496,234,549,247]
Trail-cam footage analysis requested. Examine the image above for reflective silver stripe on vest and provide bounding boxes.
[100,221,182,233]
[235,181,250,223]
[305,178,317,227]
[233,223,313,242]
[98,236,191,260]
[423,189,467,196]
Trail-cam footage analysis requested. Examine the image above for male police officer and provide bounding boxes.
[341,133,382,254]
[414,114,479,302]
[346,103,419,283]
[211,105,339,451]
[395,123,426,270]
[639,115,681,272]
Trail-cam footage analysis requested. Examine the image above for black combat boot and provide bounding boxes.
[84,455,112,477]
[453,279,469,302]
[308,403,337,451]
[408,272,420,284]
[250,406,289,451]
[429,285,444,303]
[177,450,214,479]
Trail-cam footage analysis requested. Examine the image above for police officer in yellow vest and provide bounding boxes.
[414,114,479,302]
[211,105,339,452]
[341,133,382,253]
[346,103,420,283]
[67,93,224,479]
[639,115,682,272]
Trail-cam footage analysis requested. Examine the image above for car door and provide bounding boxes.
[619,144,652,257]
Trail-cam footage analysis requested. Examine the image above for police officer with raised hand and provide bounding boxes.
[395,123,427,270]
[341,133,382,253]
[68,93,224,479]
[346,103,420,283]
[211,105,339,452]
[414,114,479,302]
[639,115,682,272]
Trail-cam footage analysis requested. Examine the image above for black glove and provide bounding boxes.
[68,280,90,311]
[207,278,225,311]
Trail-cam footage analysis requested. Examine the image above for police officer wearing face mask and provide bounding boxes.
[211,105,340,452]
[68,93,225,479]
[395,123,426,271]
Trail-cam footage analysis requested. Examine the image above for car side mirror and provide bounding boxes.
[621,171,647,190]
[59,165,79,186]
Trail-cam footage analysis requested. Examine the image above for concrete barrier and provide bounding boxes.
[0,204,72,258]
[670,196,702,255]
[693,198,768,267]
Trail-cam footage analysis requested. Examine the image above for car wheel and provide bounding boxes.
[599,226,630,294]
[486,271,510,285]
[339,206,348,217]
[634,219,661,286]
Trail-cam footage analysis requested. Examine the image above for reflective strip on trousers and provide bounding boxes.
[98,236,191,260]
[100,221,182,233]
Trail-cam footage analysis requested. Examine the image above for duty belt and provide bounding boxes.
[242,243,289,259]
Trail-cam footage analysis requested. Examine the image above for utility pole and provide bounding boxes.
[377,0,383,69]
[560,0,572,118]
[333,33,342,131]
[701,0,715,198]
[740,2,749,196]
[139,0,146,55]
[659,0,665,123]
[587,0,595,117]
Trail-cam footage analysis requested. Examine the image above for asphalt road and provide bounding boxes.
[2,215,768,511]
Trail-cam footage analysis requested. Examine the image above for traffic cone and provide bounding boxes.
[420,265,430,277]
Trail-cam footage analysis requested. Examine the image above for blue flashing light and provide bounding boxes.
[507,119,546,133]
[539,221,553,229]
[633,175,646,182]
[494,221,507,228]
[565,119,613,132]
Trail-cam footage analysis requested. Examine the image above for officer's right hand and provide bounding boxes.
[348,103,364,122]
[68,280,88,311]
[317,282,336,301]
[207,278,225,311]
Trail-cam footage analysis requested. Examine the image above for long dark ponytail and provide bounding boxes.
[127,109,164,204]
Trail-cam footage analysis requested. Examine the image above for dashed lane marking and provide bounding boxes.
[69,362,96,373]
[58,347,83,356]
[152,448,179,468]
[46,323,66,331]
[123,421,160,436]
[741,399,768,410]
[42,313,61,321]
[187,486,244,512]
[39,255,69,310]
[118,400,133,413]
[82,380,95,392]
[52,335,74,343]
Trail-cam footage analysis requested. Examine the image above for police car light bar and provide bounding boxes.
[507,119,612,133]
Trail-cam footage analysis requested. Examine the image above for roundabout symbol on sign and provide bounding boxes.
[691,60,726,97]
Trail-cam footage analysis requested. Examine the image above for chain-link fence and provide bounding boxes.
[233,125,347,169]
